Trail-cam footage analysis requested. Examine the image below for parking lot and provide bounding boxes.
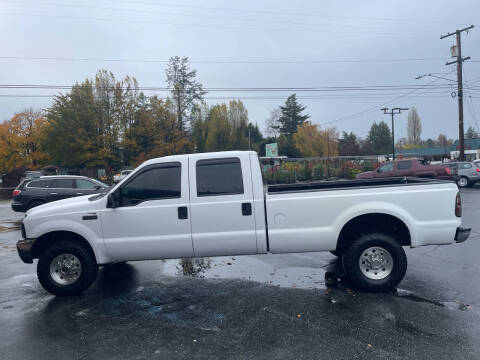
[0,188,479,360]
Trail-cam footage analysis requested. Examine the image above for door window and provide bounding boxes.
[397,161,411,170]
[196,158,244,196]
[459,163,472,169]
[76,179,98,189]
[27,179,52,188]
[51,179,75,188]
[378,163,394,173]
[120,163,181,206]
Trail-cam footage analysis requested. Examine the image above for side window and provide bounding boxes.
[27,179,51,188]
[397,161,411,170]
[76,179,97,190]
[460,163,472,169]
[379,163,394,173]
[120,163,181,206]
[196,157,244,196]
[52,179,75,189]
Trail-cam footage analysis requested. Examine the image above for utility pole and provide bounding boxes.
[381,107,409,160]
[441,25,474,161]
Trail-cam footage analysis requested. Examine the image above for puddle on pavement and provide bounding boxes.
[156,256,329,290]
[395,288,473,311]
[0,220,21,233]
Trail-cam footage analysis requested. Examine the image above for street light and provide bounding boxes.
[381,107,409,160]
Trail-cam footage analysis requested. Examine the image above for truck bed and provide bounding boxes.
[267,177,450,194]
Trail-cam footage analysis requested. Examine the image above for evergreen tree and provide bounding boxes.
[338,131,360,156]
[466,126,478,139]
[278,94,310,135]
[367,121,392,155]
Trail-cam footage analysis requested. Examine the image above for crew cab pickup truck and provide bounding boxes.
[16,151,470,296]
[356,159,456,181]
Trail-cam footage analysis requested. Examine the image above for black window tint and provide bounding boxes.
[397,161,411,170]
[28,179,51,188]
[52,179,75,189]
[120,163,181,206]
[196,158,244,196]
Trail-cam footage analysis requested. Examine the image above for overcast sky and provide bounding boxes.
[0,0,479,141]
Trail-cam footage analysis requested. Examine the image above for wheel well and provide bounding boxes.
[336,213,411,254]
[31,231,96,260]
[27,199,45,207]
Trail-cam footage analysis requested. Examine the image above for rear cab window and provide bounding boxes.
[196,157,244,196]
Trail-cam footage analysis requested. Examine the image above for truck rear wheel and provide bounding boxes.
[341,233,407,292]
[37,240,98,296]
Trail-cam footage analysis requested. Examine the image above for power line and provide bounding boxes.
[0,11,454,37]
[0,83,468,91]
[319,70,457,126]
[0,0,444,33]
[0,56,448,64]
[104,0,467,26]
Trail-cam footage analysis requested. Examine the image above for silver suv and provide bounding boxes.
[447,162,480,187]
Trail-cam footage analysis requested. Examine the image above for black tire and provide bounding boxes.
[37,240,98,296]
[27,200,45,210]
[341,233,407,292]
[457,176,469,188]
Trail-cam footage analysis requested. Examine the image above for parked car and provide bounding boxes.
[356,159,456,181]
[445,161,480,187]
[11,175,109,212]
[113,169,133,183]
[16,151,469,296]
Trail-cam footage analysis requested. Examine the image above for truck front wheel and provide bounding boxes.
[37,240,98,296]
[342,233,407,292]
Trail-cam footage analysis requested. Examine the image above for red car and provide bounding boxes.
[356,159,456,181]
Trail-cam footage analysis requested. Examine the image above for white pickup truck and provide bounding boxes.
[17,151,470,296]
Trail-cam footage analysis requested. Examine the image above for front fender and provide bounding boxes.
[27,219,111,264]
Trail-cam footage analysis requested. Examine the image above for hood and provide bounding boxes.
[356,171,376,179]
[25,194,105,219]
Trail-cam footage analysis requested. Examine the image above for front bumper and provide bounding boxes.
[455,227,471,243]
[16,239,35,263]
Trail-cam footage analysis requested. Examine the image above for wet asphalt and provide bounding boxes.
[0,188,479,360]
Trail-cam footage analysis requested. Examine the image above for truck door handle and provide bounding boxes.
[76,193,84,195]
[242,202,252,216]
[50,192,58,195]
[178,206,188,220]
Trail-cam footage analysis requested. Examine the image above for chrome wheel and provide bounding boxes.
[359,247,393,280]
[49,253,82,285]
[457,177,468,187]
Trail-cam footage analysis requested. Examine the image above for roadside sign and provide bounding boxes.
[265,143,278,157]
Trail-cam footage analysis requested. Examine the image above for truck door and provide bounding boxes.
[48,178,76,201]
[395,160,412,177]
[376,162,394,177]
[100,156,193,261]
[188,155,258,257]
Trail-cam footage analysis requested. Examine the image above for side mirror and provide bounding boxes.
[94,185,102,191]
[107,191,120,208]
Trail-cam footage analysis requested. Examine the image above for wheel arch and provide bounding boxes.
[335,213,412,255]
[31,231,98,263]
